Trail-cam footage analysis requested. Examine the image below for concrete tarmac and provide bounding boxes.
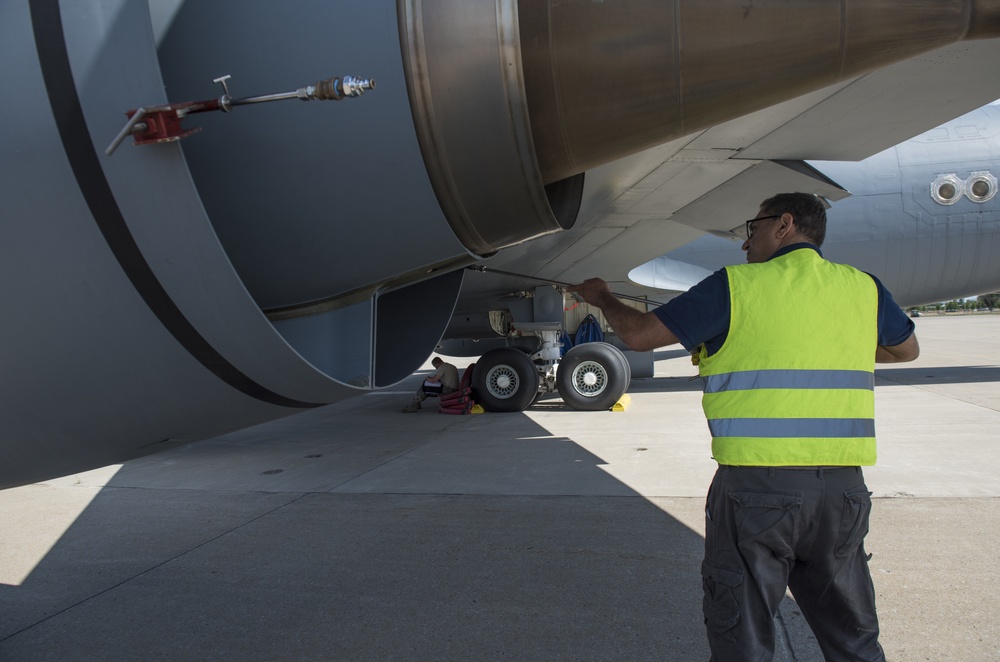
[1,314,999,661]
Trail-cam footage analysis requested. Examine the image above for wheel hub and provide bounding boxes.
[572,360,607,397]
[487,365,519,399]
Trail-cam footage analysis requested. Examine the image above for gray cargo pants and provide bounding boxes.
[701,465,885,662]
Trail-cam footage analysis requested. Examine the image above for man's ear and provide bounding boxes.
[776,212,794,239]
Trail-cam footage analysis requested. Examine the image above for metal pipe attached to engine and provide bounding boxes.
[227,76,376,107]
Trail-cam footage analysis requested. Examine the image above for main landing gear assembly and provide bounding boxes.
[465,287,634,416]
[471,341,631,413]
[460,267,641,413]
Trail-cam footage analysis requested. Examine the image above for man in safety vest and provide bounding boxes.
[568,192,918,661]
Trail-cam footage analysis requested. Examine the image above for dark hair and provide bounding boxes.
[759,193,826,246]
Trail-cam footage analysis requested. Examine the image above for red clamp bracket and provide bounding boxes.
[106,74,374,156]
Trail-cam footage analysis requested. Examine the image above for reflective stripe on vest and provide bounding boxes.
[703,369,874,394]
[707,418,876,438]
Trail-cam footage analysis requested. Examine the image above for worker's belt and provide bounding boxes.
[721,465,855,470]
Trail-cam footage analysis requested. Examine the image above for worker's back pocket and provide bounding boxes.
[729,491,802,559]
[835,485,872,557]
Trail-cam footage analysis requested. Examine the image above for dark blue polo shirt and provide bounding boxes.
[653,244,915,356]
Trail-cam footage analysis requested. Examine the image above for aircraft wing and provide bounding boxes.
[466,37,1000,304]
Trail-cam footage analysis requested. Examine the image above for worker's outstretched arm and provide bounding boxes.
[566,279,679,352]
[876,333,919,363]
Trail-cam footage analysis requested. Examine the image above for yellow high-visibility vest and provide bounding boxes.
[697,248,878,466]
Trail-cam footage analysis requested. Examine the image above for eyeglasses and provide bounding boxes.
[744,214,782,239]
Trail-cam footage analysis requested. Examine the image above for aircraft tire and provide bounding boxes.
[472,348,540,413]
[557,342,630,411]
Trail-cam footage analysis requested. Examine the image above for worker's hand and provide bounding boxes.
[565,278,612,306]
